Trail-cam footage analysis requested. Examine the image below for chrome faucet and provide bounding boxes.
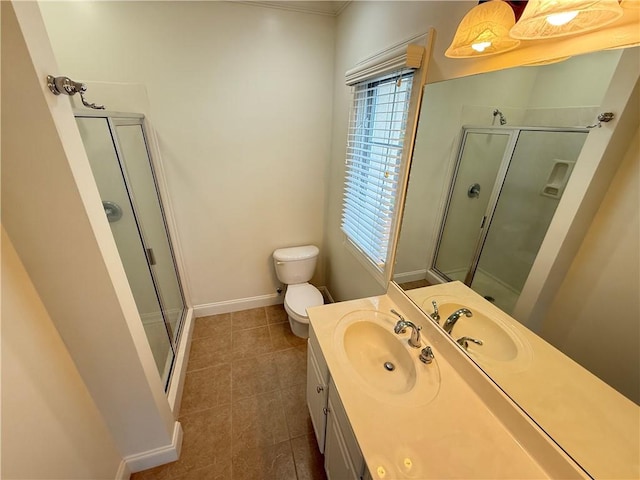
[391,309,422,348]
[443,308,473,334]
[431,301,440,323]
[456,336,483,350]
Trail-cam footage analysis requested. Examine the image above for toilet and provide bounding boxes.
[273,245,324,338]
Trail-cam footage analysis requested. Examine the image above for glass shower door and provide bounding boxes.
[112,121,184,343]
[433,129,514,281]
[76,114,185,388]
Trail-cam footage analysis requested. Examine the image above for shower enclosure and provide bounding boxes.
[76,112,185,389]
[432,126,588,314]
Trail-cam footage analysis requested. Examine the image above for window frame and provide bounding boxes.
[340,34,431,287]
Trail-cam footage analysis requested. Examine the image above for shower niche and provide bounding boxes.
[76,112,185,389]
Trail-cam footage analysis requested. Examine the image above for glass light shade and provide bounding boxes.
[510,0,624,39]
[445,0,521,58]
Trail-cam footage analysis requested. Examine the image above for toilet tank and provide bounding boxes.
[273,245,319,284]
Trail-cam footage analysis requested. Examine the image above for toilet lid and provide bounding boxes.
[285,284,324,318]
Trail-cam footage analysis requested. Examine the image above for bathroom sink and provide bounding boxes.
[333,310,440,406]
[434,302,519,362]
[342,320,417,394]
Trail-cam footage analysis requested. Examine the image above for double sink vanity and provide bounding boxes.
[306,282,599,479]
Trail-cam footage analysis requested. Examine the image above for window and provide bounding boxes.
[341,70,415,278]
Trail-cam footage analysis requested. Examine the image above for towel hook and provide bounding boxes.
[46,75,105,110]
[586,112,614,129]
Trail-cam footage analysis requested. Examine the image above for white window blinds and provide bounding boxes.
[341,70,415,270]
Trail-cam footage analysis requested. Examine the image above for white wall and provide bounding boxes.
[1,230,124,479]
[40,1,335,310]
[541,131,640,404]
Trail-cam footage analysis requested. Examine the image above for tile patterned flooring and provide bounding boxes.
[132,305,327,480]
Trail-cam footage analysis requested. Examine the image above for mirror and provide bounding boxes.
[394,48,639,478]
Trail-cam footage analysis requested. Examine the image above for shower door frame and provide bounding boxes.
[430,125,589,292]
[430,126,518,285]
[75,110,187,389]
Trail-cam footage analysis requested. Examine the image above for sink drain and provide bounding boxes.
[383,362,395,371]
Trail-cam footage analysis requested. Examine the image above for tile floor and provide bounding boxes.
[398,279,431,290]
[132,305,327,480]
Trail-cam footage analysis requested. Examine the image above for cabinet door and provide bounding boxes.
[328,379,364,475]
[324,397,360,480]
[307,341,329,453]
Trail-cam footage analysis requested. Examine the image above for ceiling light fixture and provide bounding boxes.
[445,0,521,58]
[510,0,624,39]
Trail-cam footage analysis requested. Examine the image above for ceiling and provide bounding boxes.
[238,1,351,16]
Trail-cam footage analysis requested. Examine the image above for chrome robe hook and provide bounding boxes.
[587,112,614,129]
[47,75,105,110]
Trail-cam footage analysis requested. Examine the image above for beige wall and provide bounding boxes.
[542,130,640,404]
[40,1,335,311]
[1,230,124,479]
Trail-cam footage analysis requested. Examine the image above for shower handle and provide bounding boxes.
[146,248,157,266]
[467,183,481,198]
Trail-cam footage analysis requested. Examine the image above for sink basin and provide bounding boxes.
[343,320,416,394]
[434,302,519,362]
[333,310,440,406]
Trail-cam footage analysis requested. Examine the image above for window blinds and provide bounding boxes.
[341,71,415,268]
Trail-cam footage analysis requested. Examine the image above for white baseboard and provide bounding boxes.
[193,292,284,317]
[393,269,428,283]
[167,307,194,416]
[115,460,130,480]
[425,269,447,285]
[193,286,334,317]
[125,421,183,473]
[475,267,521,296]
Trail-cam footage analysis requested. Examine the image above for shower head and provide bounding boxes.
[493,108,507,125]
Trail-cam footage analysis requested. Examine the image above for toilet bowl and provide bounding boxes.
[273,245,324,338]
[284,283,324,338]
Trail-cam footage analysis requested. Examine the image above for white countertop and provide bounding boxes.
[405,281,640,480]
[308,292,579,479]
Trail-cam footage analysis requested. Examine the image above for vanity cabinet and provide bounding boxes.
[308,327,370,480]
[307,333,329,453]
